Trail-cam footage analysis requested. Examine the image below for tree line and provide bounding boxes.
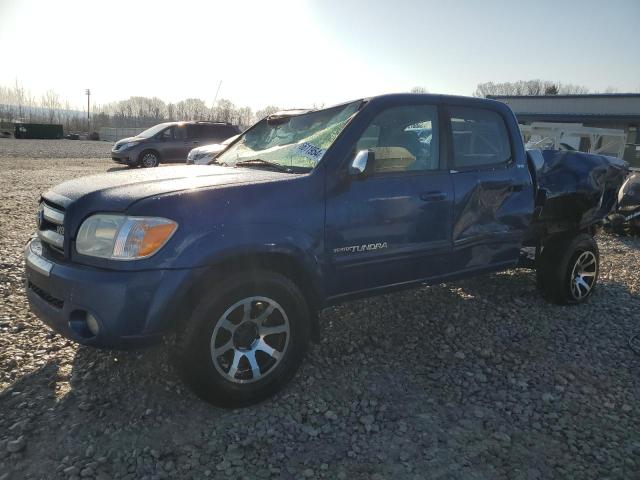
[473,79,620,97]
[0,79,626,133]
[0,81,280,132]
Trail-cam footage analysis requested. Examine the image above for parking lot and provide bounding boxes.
[0,138,639,479]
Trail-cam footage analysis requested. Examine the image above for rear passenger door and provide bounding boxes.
[446,105,533,272]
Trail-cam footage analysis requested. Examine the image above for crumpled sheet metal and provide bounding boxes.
[535,150,628,231]
[618,171,640,210]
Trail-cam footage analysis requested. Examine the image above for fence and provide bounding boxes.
[99,127,144,142]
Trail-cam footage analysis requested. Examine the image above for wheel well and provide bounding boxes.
[217,253,323,310]
[174,252,322,341]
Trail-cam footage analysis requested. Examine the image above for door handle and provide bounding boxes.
[420,191,447,202]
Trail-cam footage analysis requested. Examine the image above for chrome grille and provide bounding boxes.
[37,201,65,253]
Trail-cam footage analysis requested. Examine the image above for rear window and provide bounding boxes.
[449,107,511,168]
[192,124,240,141]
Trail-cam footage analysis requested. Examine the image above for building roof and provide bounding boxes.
[488,93,640,100]
[489,93,640,121]
[515,113,640,124]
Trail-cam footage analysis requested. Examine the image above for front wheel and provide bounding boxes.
[536,233,599,305]
[139,150,160,168]
[176,270,311,407]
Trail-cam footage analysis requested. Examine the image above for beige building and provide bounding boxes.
[489,94,640,167]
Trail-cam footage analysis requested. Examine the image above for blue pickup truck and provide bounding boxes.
[25,94,627,406]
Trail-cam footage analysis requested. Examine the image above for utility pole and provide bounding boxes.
[85,89,91,132]
[212,80,222,119]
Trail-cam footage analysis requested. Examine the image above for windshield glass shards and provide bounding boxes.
[215,100,362,172]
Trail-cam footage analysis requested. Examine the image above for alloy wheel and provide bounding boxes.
[210,296,290,384]
[141,152,158,167]
[569,250,597,300]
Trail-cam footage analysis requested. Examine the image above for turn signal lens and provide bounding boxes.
[137,223,178,257]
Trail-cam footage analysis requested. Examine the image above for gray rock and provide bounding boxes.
[63,466,80,476]
[6,436,26,453]
[359,415,375,426]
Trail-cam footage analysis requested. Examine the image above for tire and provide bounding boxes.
[139,150,160,168]
[536,233,599,305]
[176,270,311,407]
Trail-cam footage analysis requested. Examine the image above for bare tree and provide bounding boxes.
[254,105,279,122]
[41,89,61,124]
[474,79,591,97]
[558,83,590,94]
[13,80,26,120]
[0,82,264,131]
[213,99,235,123]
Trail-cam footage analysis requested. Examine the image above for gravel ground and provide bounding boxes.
[1,139,639,480]
[0,139,112,159]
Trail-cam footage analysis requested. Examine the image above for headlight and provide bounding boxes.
[76,214,177,260]
[194,152,215,164]
[119,142,139,150]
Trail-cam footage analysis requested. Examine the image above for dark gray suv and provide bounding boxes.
[111,121,241,168]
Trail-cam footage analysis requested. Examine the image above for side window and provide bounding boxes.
[159,127,174,140]
[449,107,511,169]
[222,125,240,138]
[354,104,439,173]
[174,125,187,140]
[210,126,229,142]
[200,126,217,141]
[187,124,203,139]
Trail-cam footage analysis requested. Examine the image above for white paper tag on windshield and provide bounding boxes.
[294,142,326,162]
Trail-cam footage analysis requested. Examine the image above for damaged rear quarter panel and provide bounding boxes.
[532,150,628,235]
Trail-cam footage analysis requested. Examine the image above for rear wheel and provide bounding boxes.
[176,270,311,407]
[536,233,599,305]
[139,150,160,168]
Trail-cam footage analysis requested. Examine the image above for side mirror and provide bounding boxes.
[349,150,374,177]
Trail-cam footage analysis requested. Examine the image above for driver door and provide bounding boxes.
[158,125,189,161]
[324,103,454,297]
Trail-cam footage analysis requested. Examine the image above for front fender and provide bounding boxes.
[148,239,325,335]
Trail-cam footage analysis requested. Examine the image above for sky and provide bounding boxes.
[0,0,638,111]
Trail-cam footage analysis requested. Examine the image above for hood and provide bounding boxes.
[42,165,293,212]
[114,136,144,147]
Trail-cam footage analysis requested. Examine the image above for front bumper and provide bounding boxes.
[24,238,192,349]
[111,148,138,165]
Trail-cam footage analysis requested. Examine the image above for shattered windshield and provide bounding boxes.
[215,100,362,171]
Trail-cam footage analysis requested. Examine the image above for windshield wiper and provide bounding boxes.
[235,159,293,173]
